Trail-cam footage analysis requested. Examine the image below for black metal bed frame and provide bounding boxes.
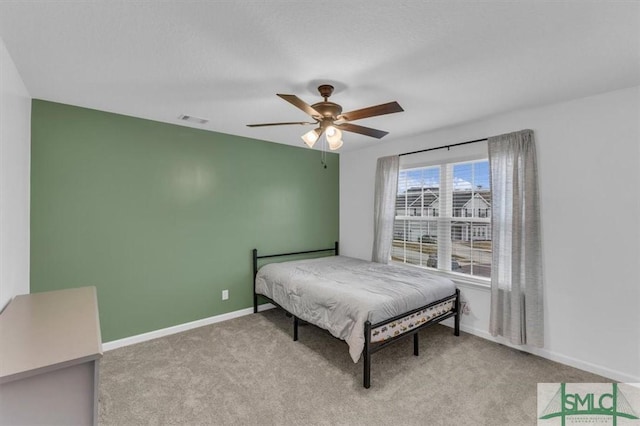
[252,242,460,388]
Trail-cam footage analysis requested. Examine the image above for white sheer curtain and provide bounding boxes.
[372,155,399,263]
[488,129,544,347]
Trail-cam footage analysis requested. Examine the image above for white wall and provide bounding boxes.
[340,86,640,382]
[0,37,31,310]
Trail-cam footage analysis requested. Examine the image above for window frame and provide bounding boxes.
[392,156,492,287]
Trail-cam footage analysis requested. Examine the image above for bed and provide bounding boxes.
[252,242,460,388]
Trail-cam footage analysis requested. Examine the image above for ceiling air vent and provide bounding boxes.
[178,114,209,125]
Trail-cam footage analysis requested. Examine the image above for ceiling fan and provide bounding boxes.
[247,85,404,150]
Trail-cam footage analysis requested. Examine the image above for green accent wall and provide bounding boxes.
[30,100,339,342]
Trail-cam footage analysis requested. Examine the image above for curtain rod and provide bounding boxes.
[398,137,488,157]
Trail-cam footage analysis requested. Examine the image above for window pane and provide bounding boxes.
[405,220,423,265]
[450,222,492,278]
[391,219,438,266]
[450,222,470,273]
[391,219,406,262]
[398,167,440,193]
[471,240,492,278]
[420,222,438,267]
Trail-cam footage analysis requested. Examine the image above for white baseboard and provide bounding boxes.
[440,318,639,383]
[102,303,276,351]
[104,303,638,383]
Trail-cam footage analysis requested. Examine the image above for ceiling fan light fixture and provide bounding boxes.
[325,126,342,144]
[302,128,320,148]
[328,139,343,151]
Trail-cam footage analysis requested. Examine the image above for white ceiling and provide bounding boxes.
[1,1,638,152]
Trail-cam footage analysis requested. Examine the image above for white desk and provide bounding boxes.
[0,287,102,425]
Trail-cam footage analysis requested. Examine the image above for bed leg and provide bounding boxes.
[364,352,371,389]
[252,248,258,314]
[454,288,461,337]
[413,333,419,356]
[293,316,299,342]
[364,321,371,388]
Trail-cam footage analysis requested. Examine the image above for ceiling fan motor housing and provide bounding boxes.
[312,101,342,121]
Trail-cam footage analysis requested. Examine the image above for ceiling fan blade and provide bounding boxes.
[246,121,315,127]
[336,123,389,139]
[277,94,323,118]
[339,101,404,122]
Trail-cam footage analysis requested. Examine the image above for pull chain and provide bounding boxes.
[321,134,328,169]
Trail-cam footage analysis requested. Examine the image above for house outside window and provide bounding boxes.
[392,159,492,279]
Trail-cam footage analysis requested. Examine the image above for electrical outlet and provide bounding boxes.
[222,289,229,301]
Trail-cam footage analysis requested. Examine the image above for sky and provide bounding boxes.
[398,160,490,193]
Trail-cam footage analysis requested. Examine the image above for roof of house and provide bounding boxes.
[397,188,491,209]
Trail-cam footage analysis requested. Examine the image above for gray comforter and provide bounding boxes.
[255,256,456,362]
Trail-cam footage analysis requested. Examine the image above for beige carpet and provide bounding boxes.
[99,308,608,425]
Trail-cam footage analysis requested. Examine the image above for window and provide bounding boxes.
[392,159,492,279]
